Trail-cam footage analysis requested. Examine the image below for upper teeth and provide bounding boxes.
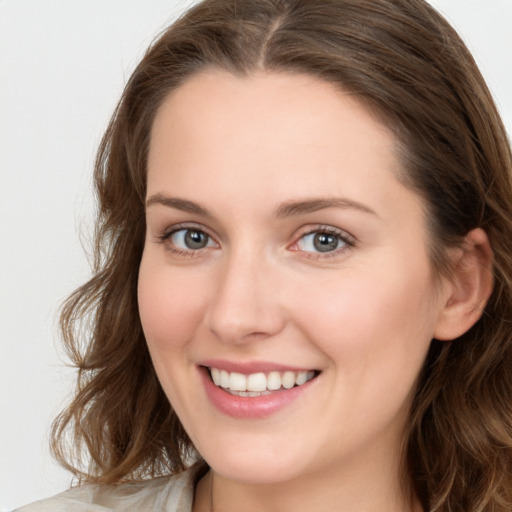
[209,368,315,393]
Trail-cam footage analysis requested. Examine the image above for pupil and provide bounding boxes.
[313,233,338,252]
[185,230,207,249]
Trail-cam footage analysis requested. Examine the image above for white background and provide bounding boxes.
[1,1,511,510]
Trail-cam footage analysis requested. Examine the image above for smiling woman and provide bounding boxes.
[139,71,457,498]
[15,1,512,511]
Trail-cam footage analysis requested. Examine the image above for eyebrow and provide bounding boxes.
[275,198,378,218]
[146,193,212,217]
[145,193,377,218]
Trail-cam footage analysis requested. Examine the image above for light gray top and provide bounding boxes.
[15,464,205,512]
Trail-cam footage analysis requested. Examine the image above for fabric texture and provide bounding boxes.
[15,463,206,512]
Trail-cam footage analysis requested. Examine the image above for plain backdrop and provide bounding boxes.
[1,1,511,510]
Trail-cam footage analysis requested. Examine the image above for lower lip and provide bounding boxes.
[199,367,317,419]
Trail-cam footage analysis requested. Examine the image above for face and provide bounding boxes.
[138,70,449,485]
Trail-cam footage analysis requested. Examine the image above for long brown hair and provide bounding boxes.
[52,0,512,509]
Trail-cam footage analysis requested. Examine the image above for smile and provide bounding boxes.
[199,362,320,418]
[208,367,317,396]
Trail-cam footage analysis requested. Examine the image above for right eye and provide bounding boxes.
[166,228,217,251]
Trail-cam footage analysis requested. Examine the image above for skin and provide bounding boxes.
[138,70,458,512]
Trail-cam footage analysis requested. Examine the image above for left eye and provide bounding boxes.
[296,231,347,253]
[169,228,216,250]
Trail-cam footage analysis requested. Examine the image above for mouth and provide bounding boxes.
[205,366,320,397]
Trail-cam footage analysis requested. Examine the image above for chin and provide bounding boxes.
[200,443,307,485]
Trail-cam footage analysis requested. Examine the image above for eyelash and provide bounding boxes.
[290,225,355,260]
[156,224,355,259]
[156,223,217,258]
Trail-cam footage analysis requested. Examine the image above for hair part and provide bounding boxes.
[52,1,512,510]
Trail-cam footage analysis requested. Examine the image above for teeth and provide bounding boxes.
[282,371,295,389]
[295,371,309,386]
[247,372,267,392]
[233,390,270,397]
[220,369,230,388]
[209,368,316,394]
[267,371,281,390]
[211,367,220,386]
[229,372,246,391]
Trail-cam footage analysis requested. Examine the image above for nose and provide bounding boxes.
[204,248,286,345]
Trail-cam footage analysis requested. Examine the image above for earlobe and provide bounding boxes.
[434,228,494,341]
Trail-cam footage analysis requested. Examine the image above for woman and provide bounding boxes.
[17,0,512,510]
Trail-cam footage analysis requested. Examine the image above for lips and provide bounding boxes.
[199,361,320,418]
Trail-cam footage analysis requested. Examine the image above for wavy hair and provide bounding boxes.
[52,0,512,509]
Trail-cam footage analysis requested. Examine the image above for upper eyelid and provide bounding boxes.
[294,224,356,243]
[161,222,216,240]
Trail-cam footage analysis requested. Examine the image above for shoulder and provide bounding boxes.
[14,463,206,512]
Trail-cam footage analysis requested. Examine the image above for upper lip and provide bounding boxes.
[199,359,318,374]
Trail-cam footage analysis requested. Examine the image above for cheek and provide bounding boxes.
[137,256,211,351]
[291,267,437,438]
[291,261,437,377]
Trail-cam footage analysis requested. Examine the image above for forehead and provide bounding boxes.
[149,69,395,162]
[147,70,422,229]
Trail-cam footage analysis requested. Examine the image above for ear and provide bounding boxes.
[434,228,494,341]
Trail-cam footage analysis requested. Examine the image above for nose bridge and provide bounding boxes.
[205,243,284,344]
